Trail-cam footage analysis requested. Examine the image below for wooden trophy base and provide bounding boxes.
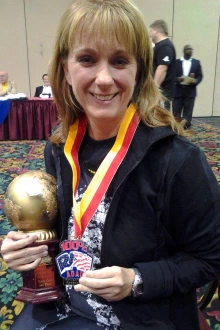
[16,239,65,304]
[16,285,65,304]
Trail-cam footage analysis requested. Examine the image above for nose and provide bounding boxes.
[95,62,114,88]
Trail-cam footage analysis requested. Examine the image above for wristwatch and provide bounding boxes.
[131,268,143,298]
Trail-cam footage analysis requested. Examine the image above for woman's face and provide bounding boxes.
[64,32,137,125]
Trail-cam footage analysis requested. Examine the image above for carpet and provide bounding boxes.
[191,117,220,329]
[0,117,219,329]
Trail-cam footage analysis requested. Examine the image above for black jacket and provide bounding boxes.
[34,86,43,97]
[34,122,220,330]
[174,58,203,98]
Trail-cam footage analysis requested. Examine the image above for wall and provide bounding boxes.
[133,0,220,116]
[0,0,220,116]
[0,0,72,97]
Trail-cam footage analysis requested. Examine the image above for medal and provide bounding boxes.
[56,103,139,283]
[56,240,93,284]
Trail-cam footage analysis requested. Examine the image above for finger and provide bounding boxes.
[3,245,48,266]
[74,284,123,302]
[5,248,48,271]
[5,230,29,240]
[75,284,113,295]
[83,266,114,279]
[79,266,123,289]
[79,276,115,290]
[1,235,39,254]
[11,258,42,272]
[76,267,134,301]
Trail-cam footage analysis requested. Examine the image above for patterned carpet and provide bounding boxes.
[0,117,219,329]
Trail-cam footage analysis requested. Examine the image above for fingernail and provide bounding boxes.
[42,250,48,257]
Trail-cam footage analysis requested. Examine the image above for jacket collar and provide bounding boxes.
[109,121,177,192]
[180,56,192,62]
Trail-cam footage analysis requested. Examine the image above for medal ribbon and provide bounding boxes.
[64,103,140,238]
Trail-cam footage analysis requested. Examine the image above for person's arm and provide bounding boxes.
[190,61,203,86]
[154,43,174,87]
[154,65,168,86]
[11,82,17,94]
[136,146,220,301]
[34,87,42,97]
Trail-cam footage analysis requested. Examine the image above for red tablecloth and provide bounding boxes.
[0,98,58,140]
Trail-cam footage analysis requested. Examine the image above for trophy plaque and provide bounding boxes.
[4,170,65,304]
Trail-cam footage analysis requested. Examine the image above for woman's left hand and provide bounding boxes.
[74,266,135,301]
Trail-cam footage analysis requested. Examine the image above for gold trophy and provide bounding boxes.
[4,170,65,304]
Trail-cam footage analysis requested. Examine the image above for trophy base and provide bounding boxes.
[16,285,65,304]
[16,239,65,304]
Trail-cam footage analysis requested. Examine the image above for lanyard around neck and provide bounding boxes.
[64,103,140,238]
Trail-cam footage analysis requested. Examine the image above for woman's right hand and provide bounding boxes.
[1,231,48,272]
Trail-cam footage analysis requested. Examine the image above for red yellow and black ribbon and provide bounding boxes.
[64,103,140,238]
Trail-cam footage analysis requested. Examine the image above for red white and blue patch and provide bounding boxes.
[56,240,93,285]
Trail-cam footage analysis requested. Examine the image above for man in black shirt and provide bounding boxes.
[149,20,176,110]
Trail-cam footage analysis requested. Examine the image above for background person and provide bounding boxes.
[149,19,176,110]
[1,1,220,330]
[0,71,17,96]
[173,44,203,129]
[34,73,53,98]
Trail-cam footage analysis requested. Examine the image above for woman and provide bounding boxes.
[1,1,220,329]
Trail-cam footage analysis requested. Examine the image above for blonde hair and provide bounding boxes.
[49,0,187,144]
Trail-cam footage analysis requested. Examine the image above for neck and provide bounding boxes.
[87,117,123,140]
[155,36,168,44]
[184,55,191,60]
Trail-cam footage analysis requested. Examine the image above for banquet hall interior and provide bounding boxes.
[0,1,219,329]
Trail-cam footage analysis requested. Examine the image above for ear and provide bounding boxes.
[63,63,72,86]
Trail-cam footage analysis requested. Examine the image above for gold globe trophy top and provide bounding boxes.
[4,171,58,242]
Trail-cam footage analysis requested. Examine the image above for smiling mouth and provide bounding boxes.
[92,93,117,101]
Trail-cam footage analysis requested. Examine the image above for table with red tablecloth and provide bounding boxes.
[0,98,58,140]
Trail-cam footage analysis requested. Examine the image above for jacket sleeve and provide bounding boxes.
[175,60,182,84]
[136,145,220,300]
[34,87,40,97]
[194,60,203,86]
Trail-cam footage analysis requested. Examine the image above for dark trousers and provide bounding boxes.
[164,99,171,111]
[10,304,33,330]
[173,95,195,125]
[161,89,172,111]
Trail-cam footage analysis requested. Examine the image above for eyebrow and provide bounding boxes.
[73,46,131,55]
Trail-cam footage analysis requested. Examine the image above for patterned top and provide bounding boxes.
[65,134,124,329]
